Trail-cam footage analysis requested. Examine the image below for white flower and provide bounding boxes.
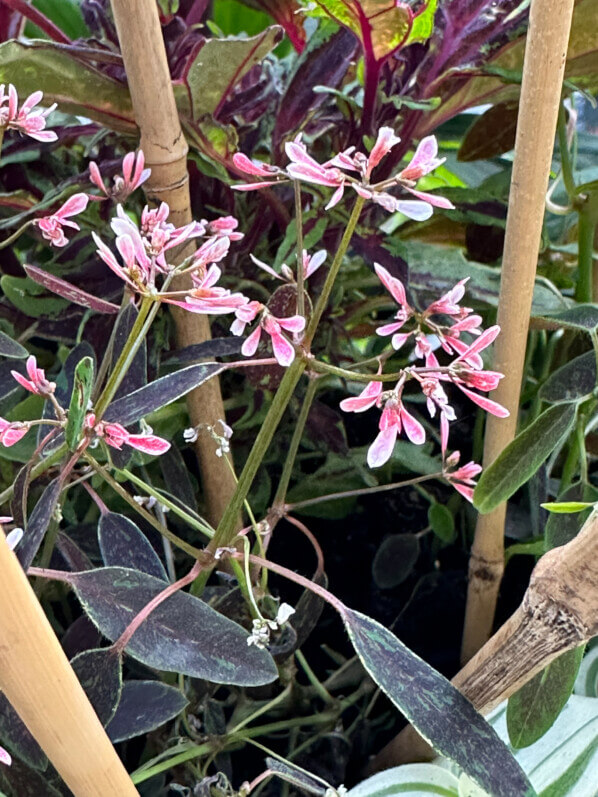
[246,603,295,649]
[325,787,347,797]
[183,427,198,443]
[5,527,23,551]
[275,602,295,626]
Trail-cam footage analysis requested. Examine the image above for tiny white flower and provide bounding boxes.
[5,527,23,551]
[276,602,295,626]
[214,546,237,560]
[325,787,347,797]
[183,427,198,443]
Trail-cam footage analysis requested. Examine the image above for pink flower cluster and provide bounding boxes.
[233,128,453,220]
[0,84,57,142]
[340,269,508,500]
[85,414,170,456]
[89,150,150,203]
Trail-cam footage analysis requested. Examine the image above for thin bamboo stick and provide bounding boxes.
[461,0,576,664]
[109,0,237,526]
[0,534,138,795]
[371,511,598,772]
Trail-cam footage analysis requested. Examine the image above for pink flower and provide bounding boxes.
[0,419,29,447]
[374,263,415,349]
[252,249,327,283]
[231,153,284,190]
[86,414,170,455]
[367,393,426,468]
[93,230,152,293]
[366,127,401,177]
[241,311,305,367]
[11,355,55,396]
[34,193,89,247]
[89,150,150,202]
[339,380,382,413]
[443,453,482,503]
[285,137,346,209]
[166,265,249,315]
[191,236,231,274]
[231,300,263,336]
[0,84,57,142]
[0,745,11,767]
[398,136,445,182]
[205,216,244,242]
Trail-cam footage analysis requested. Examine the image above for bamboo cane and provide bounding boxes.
[0,533,139,795]
[461,0,576,664]
[109,0,238,526]
[370,510,598,772]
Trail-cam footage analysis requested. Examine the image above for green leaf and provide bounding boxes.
[106,681,188,743]
[372,534,419,589]
[541,502,595,514]
[474,404,577,514]
[70,648,123,727]
[0,40,135,133]
[342,608,536,796]
[346,763,460,796]
[544,483,598,551]
[428,503,455,543]
[69,567,278,686]
[0,332,28,359]
[404,0,438,47]
[507,647,586,750]
[539,352,596,405]
[536,304,598,333]
[65,356,94,451]
[30,0,90,39]
[184,28,283,119]
[1,275,69,319]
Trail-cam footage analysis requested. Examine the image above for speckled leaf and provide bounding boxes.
[65,356,94,451]
[24,266,120,315]
[342,608,535,797]
[539,352,596,405]
[474,404,577,515]
[103,363,226,426]
[507,646,586,749]
[0,758,61,796]
[0,40,135,132]
[69,567,278,686]
[106,681,188,743]
[70,648,123,726]
[372,534,419,589]
[0,274,68,319]
[0,693,46,770]
[98,512,168,581]
[0,331,27,359]
[184,27,283,119]
[265,757,327,795]
[537,304,598,333]
[162,337,244,366]
[17,478,61,570]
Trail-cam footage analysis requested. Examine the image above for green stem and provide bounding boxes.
[295,649,335,705]
[294,180,305,319]
[273,377,318,506]
[93,296,156,418]
[575,204,597,303]
[0,220,32,250]
[557,101,576,201]
[310,358,402,383]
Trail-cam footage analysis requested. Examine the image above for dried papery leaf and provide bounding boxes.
[23,266,120,315]
[106,680,188,742]
[341,607,535,796]
[103,362,226,426]
[0,692,47,770]
[539,352,596,405]
[70,648,123,727]
[98,512,168,581]
[473,404,577,515]
[0,330,28,359]
[69,567,278,685]
[17,478,62,570]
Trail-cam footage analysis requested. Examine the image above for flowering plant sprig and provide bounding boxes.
[0,84,57,142]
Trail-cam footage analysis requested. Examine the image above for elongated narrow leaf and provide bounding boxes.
[507,646,586,749]
[70,647,123,726]
[110,303,147,401]
[539,352,596,405]
[65,356,94,451]
[17,478,61,570]
[266,757,329,795]
[0,693,46,770]
[106,681,188,743]
[24,266,120,314]
[104,363,226,426]
[536,304,598,333]
[474,404,577,515]
[342,607,536,797]
[162,337,245,366]
[0,331,27,359]
[69,567,278,686]
[98,512,168,581]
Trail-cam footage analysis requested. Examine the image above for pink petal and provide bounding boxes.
[451,482,475,502]
[269,329,295,366]
[325,182,345,210]
[1,425,29,446]
[233,152,276,177]
[340,380,383,413]
[367,127,401,175]
[242,326,262,357]
[276,314,305,333]
[0,745,12,766]
[56,193,89,219]
[394,200,434,221]
[374,263,407,307]
[11,371,36,394]
[126,434,171,455]
[457,325,501,360]
[457,385,510,417]
[392,332,412,351]
[122,151,135,183]
[406,188,454,209]
[400,405,426,445]
[398,136,443,181]
[440,412,449,456]
[304,249,327,278]
[89,161,107,193]
[367,426,398,468]
[232,181,277,191]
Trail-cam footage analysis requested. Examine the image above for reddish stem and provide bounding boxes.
[0,0,71,43]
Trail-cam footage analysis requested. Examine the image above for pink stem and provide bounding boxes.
[0,0,71,43]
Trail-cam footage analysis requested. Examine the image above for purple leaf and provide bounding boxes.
[24,265,120,314]
[70,647,123,726]
[0,693,46,771]
[106,681,188,742]
[17,478,62,571]
[98,512,168,582]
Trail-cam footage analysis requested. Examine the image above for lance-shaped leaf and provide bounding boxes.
[181,27,283,120]
[0,40,135,132]
[65,356,94,451]
[341,607,536,796]
[237,0,306,52]
[68,567,278,686]
[0,331,28,359]
[539,352,596,405]
[17,478,62,570]
[70,648,123,727]
[23,265,120,314]
[103,362,226,426]
[0,693,46,770]
[474,404,577,515]
[162,337,244,366]
[106,681,188,743]
[507,646,586,750]
[536,304,598,333]
[98,512,168,581]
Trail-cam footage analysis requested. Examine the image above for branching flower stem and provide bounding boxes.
[294,180,305,318]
